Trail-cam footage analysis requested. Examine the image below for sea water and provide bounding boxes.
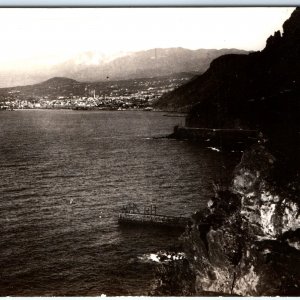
[0,110,240,295]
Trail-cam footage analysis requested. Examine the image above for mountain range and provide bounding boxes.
[56,48,249,82]
[0,47,248,88]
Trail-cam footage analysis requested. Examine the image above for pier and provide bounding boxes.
[118,203,190,229]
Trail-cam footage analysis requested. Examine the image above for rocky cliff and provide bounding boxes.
[154,9,300,135]
[152,142,300,296]
[152,9,300,296]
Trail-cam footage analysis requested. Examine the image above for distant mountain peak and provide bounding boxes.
[39,77,78,86]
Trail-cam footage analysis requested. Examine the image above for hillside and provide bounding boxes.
[37,77,78,87]
[0,73,193,110]
[0,73,192,99]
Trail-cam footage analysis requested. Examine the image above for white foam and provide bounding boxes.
[207,147,221,152]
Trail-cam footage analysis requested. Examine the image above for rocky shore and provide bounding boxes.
[151,142,300,296]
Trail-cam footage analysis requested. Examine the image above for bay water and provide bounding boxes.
[0,110,240,295]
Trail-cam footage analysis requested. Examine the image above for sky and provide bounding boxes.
[0,7,295,71]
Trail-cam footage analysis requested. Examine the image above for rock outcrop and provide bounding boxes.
[152,143,300,296]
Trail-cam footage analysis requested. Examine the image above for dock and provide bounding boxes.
[118,203,190,229]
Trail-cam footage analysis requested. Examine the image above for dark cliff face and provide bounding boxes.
[169,7,300,177]
[156,9,300,136]
[187,8,300,133]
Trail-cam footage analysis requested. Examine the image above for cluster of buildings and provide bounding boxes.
[0,75,190,111]
[0,94,156,110]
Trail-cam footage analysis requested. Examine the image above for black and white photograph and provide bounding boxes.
[0,6,299,296]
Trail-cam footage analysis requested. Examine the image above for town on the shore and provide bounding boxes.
[0,74,191,111]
